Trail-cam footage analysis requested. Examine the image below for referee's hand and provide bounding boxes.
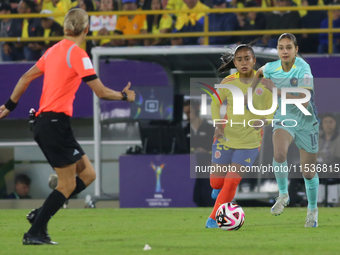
[0,105,10,120]
[123,82,135,102]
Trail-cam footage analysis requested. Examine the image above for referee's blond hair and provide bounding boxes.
[64,8,89,36]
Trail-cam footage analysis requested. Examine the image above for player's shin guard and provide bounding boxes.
[210,174,225,190]
[209,172,242,220]
[28,190,66,236]
[304,173,319,210]
[273,159,289,195]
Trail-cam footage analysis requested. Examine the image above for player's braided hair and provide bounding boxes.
[217,44,255,75]
[64,8,89,36]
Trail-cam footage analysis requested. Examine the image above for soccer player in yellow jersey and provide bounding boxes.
[206,44,274,228]
[112,0,147,47]
[144,0,173,46]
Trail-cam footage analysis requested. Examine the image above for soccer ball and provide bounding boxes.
[215,202,245,230]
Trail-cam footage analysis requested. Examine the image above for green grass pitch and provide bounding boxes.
[0,207,339,255]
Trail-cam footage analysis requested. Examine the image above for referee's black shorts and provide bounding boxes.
[33,112,85,168]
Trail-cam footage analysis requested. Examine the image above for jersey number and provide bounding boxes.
[309,132,318,147]
[216,142,229,151]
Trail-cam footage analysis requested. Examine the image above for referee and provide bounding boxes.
[0,8,135,245]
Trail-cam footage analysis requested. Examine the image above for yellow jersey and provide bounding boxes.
[211,71,275,149]
[175,1,209,31]
[43,0,72,26]
[166,0,184,15]
[115,14,147,35]
[149,14,172,35]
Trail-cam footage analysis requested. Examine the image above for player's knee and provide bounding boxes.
[78,165,96,186]
[274,151,287,163]
[84,167,96,185]
[87,170,96,185]
[57,179,77,197]
[302,171,315,180]
[80,170,96,187]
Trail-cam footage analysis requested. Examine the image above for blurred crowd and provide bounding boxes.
[1,0,340,61]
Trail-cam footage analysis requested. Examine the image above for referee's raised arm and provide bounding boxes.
[86,80,135,102]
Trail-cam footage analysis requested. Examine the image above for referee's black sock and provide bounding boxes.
[68,176,86,199]
[28,189,66,236]
[31,177,86,220]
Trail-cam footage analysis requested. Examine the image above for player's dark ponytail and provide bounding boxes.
[218,48,236,75]
[217,44,255,75]
[278,33,298,47]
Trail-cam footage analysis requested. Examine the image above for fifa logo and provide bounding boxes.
[151,163,165,193]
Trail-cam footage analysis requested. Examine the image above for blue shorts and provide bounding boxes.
[211,140,259,167]
[273,121,319,153]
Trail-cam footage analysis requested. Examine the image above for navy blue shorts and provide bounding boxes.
[211,140,259,166]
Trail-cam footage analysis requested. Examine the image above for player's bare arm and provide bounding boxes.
[261,78,310,108]
[252,118,269,130]
[214,124,224,139]
[0,65,43,120]
[86,79,136,102]
[250,66,264,90]
[244,66,265,105]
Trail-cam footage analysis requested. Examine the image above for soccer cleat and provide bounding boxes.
[26,208,52,243]
[305,208,318,228]
[26,208,40,224]
[205,217,219,228]
[271,194,290,216]
[22,232,58,245]
[211,189,221,199]
[40,228,57,244]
